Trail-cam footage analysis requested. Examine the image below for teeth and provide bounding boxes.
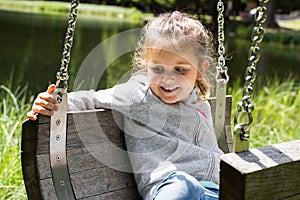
[162,87,177,91]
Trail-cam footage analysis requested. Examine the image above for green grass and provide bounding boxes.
[264,30,300,46]
[278,19,300,31]
[229,77,300,148]
[1,76,299,199]
[0,84,31,199]
[230,23,300,46]
[0,1,147,24]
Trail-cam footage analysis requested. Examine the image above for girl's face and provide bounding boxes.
[146,49,206,104]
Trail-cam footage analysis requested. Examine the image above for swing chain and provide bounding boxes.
[233,0,269,152]
[56,0,79,96]
[51,1,79,199]
[216,0,229,85]
[214,0,230,152]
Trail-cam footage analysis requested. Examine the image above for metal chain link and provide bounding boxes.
[50,1,79,199]
[214,0,230,148]
[233,0,269,152]
[216,0,229,85]
[56,0,79,98]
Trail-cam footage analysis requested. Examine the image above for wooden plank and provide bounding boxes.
[66,111,139,199]
[39,178,58,200]
[22,96,232,199]
[209,95,232,126]
[22,179,43,200]
[34,111,126,155]
[35,177,141,200]
[219,140,300,200]
[209,95,233,153]
[78,187,142,200]
[71,167,139,199]
[21,120,42,199]
[22,110,142,199]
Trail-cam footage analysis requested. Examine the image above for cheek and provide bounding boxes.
[181,75,197,89]
[147,71,161,84]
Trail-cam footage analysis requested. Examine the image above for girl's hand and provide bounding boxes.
[27,84,58,121]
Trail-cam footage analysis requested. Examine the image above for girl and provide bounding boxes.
[27,11,223,200]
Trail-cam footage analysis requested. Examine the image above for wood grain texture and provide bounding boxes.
[22,110,141,199]
[209,96,233,153]
[21,97,233,199]
[219,140,300,200]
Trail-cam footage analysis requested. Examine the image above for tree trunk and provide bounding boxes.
[207,0,218,27]
[231,0,241,17]
[264,0,279,28]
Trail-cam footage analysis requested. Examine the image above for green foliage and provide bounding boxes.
[154,0,176,9]
[233,24,254,39]
[0,84,31,199]
[228,23,300,46]
[229,76,300,148]
[0,1,146,24]
[264,30,300,46]
[277,0,300,14]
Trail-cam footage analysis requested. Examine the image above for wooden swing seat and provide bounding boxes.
[22,109,142,200]
[21,0,300,199]
[21,96,233,199]
[21,95,300,199]
[220,140,300,199]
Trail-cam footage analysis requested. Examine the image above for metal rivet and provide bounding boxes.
[57,95,62,103]
[56,134,61,141]
[56,155,61,161]
[60,181,65,186]
[56,119,61,126]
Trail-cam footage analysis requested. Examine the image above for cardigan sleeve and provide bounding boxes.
[67,75,148,113]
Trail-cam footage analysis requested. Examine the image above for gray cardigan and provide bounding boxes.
[68,74,223,199]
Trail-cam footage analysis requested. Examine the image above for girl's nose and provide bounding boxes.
[161,71,175,84]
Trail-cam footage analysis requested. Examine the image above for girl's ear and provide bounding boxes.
[197,60,209,80]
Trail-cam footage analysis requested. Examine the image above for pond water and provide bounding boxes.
[0,10,299,96]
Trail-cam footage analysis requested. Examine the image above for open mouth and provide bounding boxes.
[161,86,179,92]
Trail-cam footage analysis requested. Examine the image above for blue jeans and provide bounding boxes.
[151,171,219,200]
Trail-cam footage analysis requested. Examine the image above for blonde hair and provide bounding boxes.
[132,12,216,99]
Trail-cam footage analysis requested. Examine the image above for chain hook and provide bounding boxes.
[55,0,79,99]
[216,0,229,86]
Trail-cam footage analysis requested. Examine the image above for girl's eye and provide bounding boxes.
[151,66,165,74]
[174,67,186,74]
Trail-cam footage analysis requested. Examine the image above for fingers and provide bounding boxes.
[27,110,37,121]
[31,103,55,117]
[37,90,58,105]
[27,109,53,121]
[27,84,59,121]
[47,84,56,94]
[34,97,58,112]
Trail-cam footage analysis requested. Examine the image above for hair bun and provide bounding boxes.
[171,11,182,18]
